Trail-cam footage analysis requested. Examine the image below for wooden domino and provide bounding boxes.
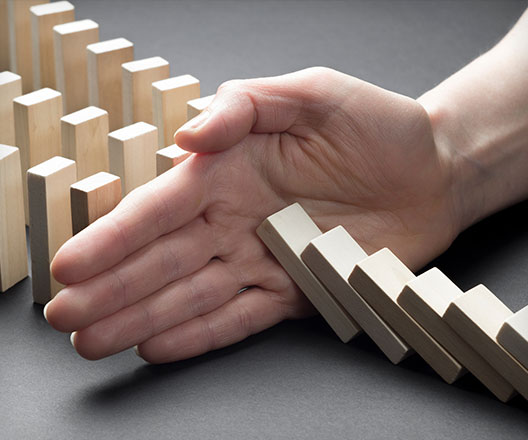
[497,305,528,370]
[30,1,75,90]
[348,248,465,384]
[0,145,28,292]
[70,172,121,235]
[398,268,516,402]
[153,75,200,148]
[13,87,62,224]
[87,38,134,131]
[0,0,9,70]
[108,122,158,195]
[28,156,76,304]
[156,144,191,176]
[122,56,170,126]
[443,285,528,400]
[61,106,109,180]
[0,71,22,145]
[256,203,361,343]
[54,19,99,114]
[187,94,214,121]
[301,226,412,364]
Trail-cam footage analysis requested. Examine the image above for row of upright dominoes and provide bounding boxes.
[257,203,528,402]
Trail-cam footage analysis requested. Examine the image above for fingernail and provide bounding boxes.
[176,108,210,134]
[70,332,77,348]
[43,302,50,323]
[133,345,140,357]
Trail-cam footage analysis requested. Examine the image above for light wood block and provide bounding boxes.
[187,94,214,121]
[122,56,169,126]
[156,144,191,176]
[0,71,22,145]
[348,248,465,384]
[444,285,528,400]
[0,145,28,292]
[0,0,9,71]
[108,122,157,195]
[87,38,134,132]
[28,156,76,304]
[153,75,200,148]
[70,171,121,235]
[498,305,528,370]
[30,1,74,90]
[14,87,62,224]
[256,203,361,343]
[7,0,46,93]
[61,106,109,180]
[398,268,516,402]
[53,19,99,114]
[301,226,412,364]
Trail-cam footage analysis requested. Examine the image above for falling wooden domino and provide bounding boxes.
[443,285,528,400]
[87,38,134,131]
[14,87,62,224]
[108,122,158,195]
[122,56,169,126]
[156,144,191,176]
[348,248,465,384]
[256,204,361,343]
[187,94,214,121]
[0,0,9,70]
[153,75,200,148]
[301,226,412,364]
[30,1,75,90]
[54,19,99,114]
[70,172,121,235]
[61,106,109,180]
[497,305,528,370]
[398,268,516,402]
[0,71,22,145]
[0,145,28,292]
[28,156,76,305]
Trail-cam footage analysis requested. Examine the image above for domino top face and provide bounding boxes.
[87,38,133,55]
[109,122,157,142]
[153,74,200,91]
[27,156,75,177]
[188,94,215,111]
[0,144,19,161]
[30,1,74,16]
[53,19,98,35]
[503,305,528,338]
[157,144,190,160]
[71,171,120,193]
[0,71,22,85]
[61,106,107,125]
[13,87,61,107]
[122,56,169,73]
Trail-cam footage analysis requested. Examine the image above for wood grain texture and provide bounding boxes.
[28,156,76,304]
[0,145,28,292]
[187,94,214,120]
[0,71,22,146]
[498,305,528,370]
[156,144,191,176]
[0,0,9,71]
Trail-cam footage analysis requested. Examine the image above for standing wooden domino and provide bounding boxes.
[70,172,121,234]
[30,1,75,90]
[54,19,99,114]
[122,56,169,126]
[187,94,214,121]
[13,87,62,224]
[87,38,134,131]
[28,156,76,304]
[0,145,28,292]
[153,75,200,148]
[497,305,528,370]
[256,203,361,343]
[348,248,465,384]
[301,226,412,364]
[61,106,109,180]
[443,285,528,400]
[398,268,516,402]
[156,144,191,176]
[0,0,9,70]
[0,71,22,145]
[108,122,158,195]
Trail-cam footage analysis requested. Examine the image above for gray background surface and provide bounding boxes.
[2,1,528,438]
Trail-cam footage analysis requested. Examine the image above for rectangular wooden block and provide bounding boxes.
[108,122,158,195]
[28,156,76,304]
[0,0,9,71]
[61,106,109,179]
[153,75,200,148]
[187,94,214,121]
[70,171,121,235]
[498,305,528,370]
[0,71,22,145]
[156,144,191,176]
[348,248,465,384]
[122,56,169,126]
[301,226,412,364]
[256,203,361,343]
[54,19,99,114]
[14,87,62,224]
[87,38,134,131]
[444,285,528,400]
[0,145,28,292]
[398,268,516,402]
[30,1,74,90]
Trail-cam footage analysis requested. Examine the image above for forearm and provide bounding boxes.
[418,9,528,234]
